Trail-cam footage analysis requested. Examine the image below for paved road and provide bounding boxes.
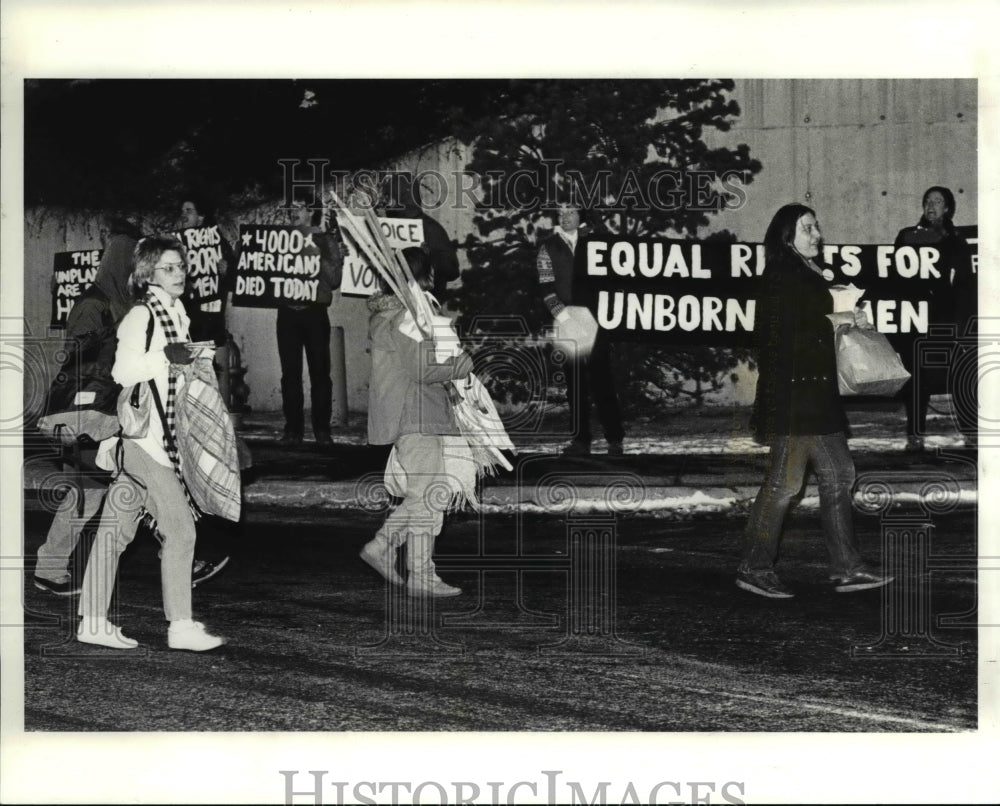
[22,505,976,732]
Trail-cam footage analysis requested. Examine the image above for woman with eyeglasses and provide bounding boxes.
[77,235,225,651]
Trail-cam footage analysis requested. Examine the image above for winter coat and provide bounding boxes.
[45,285,120,417]
[893,222,975,389]
[895,222,976,341]
[366,294,473,445]
[750,253,847,443]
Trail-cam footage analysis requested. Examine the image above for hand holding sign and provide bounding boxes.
[233,225,327,308]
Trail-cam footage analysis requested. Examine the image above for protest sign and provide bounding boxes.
[339,215,425,296]
[50,249,102,328]
[232,225,327,308]
[176,225,225,305]
[575,231,978,350]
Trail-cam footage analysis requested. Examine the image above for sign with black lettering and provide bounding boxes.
[176,225,225,304]
[232,225,326,307]
[50,249,102,328]
[340,216,425,297]
[576,230,978,347]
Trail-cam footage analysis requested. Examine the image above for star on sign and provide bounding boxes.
[303,232,316,250]
[241,231,253,247]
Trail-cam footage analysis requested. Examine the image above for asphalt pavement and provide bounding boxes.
[21,505,977,732]
[18,402,979,734]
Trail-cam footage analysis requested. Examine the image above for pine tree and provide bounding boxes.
[450,79,762,408]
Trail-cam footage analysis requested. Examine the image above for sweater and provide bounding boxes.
[536,229,578,317]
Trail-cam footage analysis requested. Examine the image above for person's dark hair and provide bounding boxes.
[763,203,816,265]
[552,203,588,224]
[182,192,215,224]
[918,185,957,233]
[130,235,187,296]
[291,189,321,227]
[402,246,433,290]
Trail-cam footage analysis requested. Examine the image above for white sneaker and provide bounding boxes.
[76,618,139,650]
[406,576,462,598]
[167,620,225,652]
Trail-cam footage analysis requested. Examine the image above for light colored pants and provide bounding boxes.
[372,433,448,581]
[36,478,105,583]
[79,440,196,622]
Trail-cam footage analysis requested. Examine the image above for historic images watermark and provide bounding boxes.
[279,769,748,805]
[849,315,992,658]
[348,464,648,659]
[278,159,752,214]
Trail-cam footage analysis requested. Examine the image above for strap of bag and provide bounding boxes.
[148,370,201,521]
[127,299,200,519]
[147,379,178,461]
[150,375,200,520]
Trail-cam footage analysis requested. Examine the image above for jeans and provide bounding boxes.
[740,432,863,578]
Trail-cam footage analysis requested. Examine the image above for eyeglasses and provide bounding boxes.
[155,262,186,271]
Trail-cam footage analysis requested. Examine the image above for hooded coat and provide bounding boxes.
[43,219,141,418]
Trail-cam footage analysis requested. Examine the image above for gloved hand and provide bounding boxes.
[164,342,194,365]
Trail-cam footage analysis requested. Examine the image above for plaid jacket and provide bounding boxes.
[175,357,242,522]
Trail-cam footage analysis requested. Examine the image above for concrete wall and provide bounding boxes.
[705,79,978,244]
[21,79,977,415]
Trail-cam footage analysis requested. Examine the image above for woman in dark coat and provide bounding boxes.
[894,185,976,450]
[738,204,893,598]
